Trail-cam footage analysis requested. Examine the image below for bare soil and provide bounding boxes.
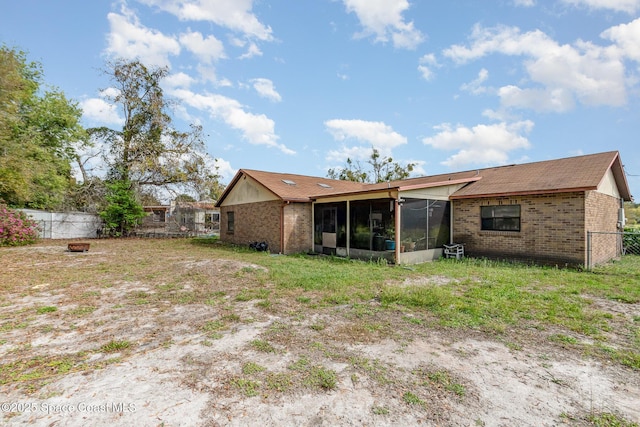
[1,241,639,426]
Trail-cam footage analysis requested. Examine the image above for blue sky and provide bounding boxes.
[2,0,639,199]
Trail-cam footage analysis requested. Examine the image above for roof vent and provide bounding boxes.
[282,179,296,185]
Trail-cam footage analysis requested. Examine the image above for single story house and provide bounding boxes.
[169,200,220,235]
[139,201,220,236]
[215,151,632,267]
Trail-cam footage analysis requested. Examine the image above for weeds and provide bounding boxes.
[586,412,638,427]
[99,340,131,353]
[402,391,424,405]
[250,339,276,353]
[303,365,337,390]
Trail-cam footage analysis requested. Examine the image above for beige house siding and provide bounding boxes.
[220,201,282,253]
[585,190,622,266]
[282,202,312,254]
[453,193,587,266]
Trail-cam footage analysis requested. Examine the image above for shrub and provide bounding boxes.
[0,203,39,246]
[623,228,640,255]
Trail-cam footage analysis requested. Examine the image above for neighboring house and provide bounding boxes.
[139,205,171,235]
[169,200,220,235]
[215,151,632,267]
[138,201,220,236]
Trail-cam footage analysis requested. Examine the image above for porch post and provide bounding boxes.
[346,201,350,257]
[395,198,401,263]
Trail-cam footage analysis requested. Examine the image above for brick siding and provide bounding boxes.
[585,190,622,266]
[282,202,312,254]
[220,201,282,253]
[219,201,312,255]
[453,193,588,266]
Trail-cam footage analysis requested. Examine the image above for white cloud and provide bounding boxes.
[342,0,425,49]
[179,30,226,63]
[238,42,263,59]
[498,85,575,112]
[169,88,294,154]
[251,78,282,102]
[324,119,408,165]
[137,0,273,41]
[422,121,533,168]
[443,24,628,111]
[213,157,236,183]
[163,72,196,89]
[194,65,232,87]
[444,25,556,64]
[418,53,438,80]
[106,6,180,67]
[513,0,535,6]
[601,18,640,62]
[325,145,377,164]
[561,0,640,13]
[325,119,407,152]
[80,97,122,126]
[460,68,489,95]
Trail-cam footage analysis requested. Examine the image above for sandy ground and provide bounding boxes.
[1,245,639,426]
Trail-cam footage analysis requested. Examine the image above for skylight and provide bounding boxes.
[282,179,296,185]
[317,183,332,188]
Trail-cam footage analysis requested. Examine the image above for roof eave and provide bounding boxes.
[450,186,598,200]
[397,176,482,192]
[608,152,633,201]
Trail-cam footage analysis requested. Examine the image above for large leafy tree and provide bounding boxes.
[327,148,416,183]
[90,60,219,198]
[0,45,85,209]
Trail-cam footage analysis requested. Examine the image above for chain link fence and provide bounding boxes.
[622,230,640,255]
[587,230,640,269]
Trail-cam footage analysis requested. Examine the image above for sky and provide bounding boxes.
[2,0,640,200]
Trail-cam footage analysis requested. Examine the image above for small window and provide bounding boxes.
[227,211,235,233]
[481,205,520,231]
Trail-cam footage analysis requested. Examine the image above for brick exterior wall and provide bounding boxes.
[453,193,587,266]
[282,202,313,254]
[585,190,622,266]
[219,201,313,255]
[220,201,282,253]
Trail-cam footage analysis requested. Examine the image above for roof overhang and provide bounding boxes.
[396,176,482,192]
[608,152,633,201]
[449,186,598,200]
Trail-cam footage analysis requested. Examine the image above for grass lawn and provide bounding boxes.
[1,237,638,426]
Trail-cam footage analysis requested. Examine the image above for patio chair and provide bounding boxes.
[443,243,464,260]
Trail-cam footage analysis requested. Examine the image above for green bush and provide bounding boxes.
[99,180,145,237]
[0,203,39,246]
[623,228,640,255]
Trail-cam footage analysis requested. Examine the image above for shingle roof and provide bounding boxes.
[216,151,632,205]
[449,151,631,200]
[218,169,369,204]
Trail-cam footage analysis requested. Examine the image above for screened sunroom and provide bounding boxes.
[312,184,458,264]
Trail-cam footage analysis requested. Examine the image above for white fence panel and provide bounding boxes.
[18,209,102,239]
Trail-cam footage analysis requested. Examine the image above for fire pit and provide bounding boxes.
[67,242,90,252]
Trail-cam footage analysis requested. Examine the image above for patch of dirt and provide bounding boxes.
[1,242,639,426]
